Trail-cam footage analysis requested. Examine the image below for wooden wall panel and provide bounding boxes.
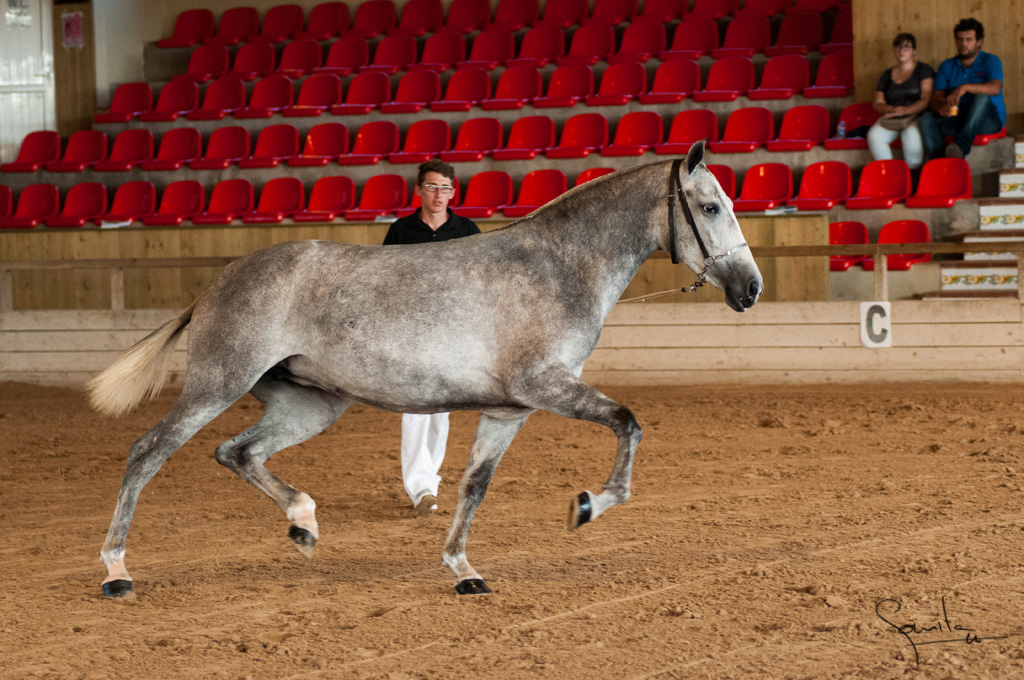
[52,3,96,137]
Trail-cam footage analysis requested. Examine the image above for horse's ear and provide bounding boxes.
[685,139,707,175]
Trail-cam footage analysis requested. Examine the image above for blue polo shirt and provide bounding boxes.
[934,50,1006,126]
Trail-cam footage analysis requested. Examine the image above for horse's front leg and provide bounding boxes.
[441,409,531,595]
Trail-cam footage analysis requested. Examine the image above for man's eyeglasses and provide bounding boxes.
[420,184,455,195]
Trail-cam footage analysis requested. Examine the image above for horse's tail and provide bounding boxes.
[87,302,196,418]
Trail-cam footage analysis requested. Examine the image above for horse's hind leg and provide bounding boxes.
[441,409,531,595]
[214,373,351,558]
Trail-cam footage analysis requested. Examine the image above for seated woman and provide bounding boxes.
[867,33,934,169]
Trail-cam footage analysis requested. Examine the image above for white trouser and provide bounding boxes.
[867,120,925,168]
[400,412,449,504]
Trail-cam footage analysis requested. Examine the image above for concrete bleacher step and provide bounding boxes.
[961,228,1024,260]
[999,169,1024,198]
[939,259,1018,292]
[1015,136,1024,169]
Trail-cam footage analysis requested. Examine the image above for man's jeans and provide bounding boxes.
[919,93,1003,158]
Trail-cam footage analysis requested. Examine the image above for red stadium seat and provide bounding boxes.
[390,0,442,36]
[575,167,615,186]
[492,115,554,160]
[190,126,250,169]
[0,184,58,228]
[585,0,637,26]
[0,185,10,218]
[457,171,513,218]
[804,51,853,98]
[766,104,831,151]
[820,8,853,54]
[440,117,502,162]
[288,122,349,167]
[379,70,441,113]
[655,109,718,155]
[712,14,770,59]
[338,120,399,165]
[505,26,564,68]
[905,158,972,208]
[362,34,417,75]
[690,0,739,19]
[431,68,490,111]
[556,24,615,66]
[238,124,299,168]
[659,17,717,61]
[601,111,663,156]
[295,2,350,41]
[97,181,155,225]
[390,119,451,164]
[535,0,585,28]
[845,160,911,209]
[204,6,259,46]
[546,113,608,158]
[242,177,305,223]
[345,174,407,220]
[968,127,1007,146]
[282,73,341,116]
[93,129,154,171]
[748,54,810,100]
[457,29,514,70]
[272,39,323,79]
[480,66,541,110]
[639,59,700,104]
[609,20,665,63]
[94,82,152,123]
[707,107,773,153]
[330,71,390,115]
[138,79,198,121]
[765,11,823,56]
[143,181,205,226]
[692,56,755,102]
[234,75,294,118]
[788,161,852,210]
[230,42,275,81]
[315,37,369,76]
[732,163,793,212]
[828,221,868,271]
[192,179,253,224]
[187,75,246,120]
[635,0,687,21]
[440,0,490,34]
[293,175,356,222]
[411,32,466,72]
[706,164,737,199]
[503,169,567,217]
[862,220,931,271]
[141,127,202,170]
[159,9,215,48]
[46,183,107,228]
[534,64,593,108]
[586,61,646,106]
[344,0,396,38]
[735,0,787,16]
[1,130,60,172]
[485,0,539,31]
[173,44,229,83]
[250,3,305,44]
[46,130,105,173]
[824,102,879,150]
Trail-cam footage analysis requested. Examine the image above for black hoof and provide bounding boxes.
[455,579,492,595]
[102,579,134,598]
[567,491,593,530]
[289,525,316,557]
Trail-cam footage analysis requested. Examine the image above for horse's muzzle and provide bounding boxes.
[725,277,763,312]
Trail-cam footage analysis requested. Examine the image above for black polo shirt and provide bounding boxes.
[382,208,481,246]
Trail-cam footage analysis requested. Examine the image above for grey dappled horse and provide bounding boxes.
[89,142,762,598]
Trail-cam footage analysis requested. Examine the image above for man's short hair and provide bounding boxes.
[892,32,916,49]
[954,17,984,40]
[417,159,455,186]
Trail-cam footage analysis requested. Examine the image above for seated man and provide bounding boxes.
[919,17,1004,161]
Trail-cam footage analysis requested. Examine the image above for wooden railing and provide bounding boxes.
[3,243,1024,312]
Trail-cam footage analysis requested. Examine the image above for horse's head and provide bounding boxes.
[668,141,763,312]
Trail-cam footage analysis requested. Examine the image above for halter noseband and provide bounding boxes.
[667,158,749,293]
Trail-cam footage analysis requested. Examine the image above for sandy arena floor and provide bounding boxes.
[1,381,1023,679]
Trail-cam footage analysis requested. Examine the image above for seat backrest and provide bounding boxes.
[256,4,305,41]
[798,161,852,198]
[370,34,417,68]
[207,179,253,213]
[705,164,736,198]
[466,28,514,62]
[14,130,61,164]
[157,181,205,215]
[60,183,107,217]
[517,169,567,204]
[775,11,823,47]
[302,122,349,156]
[611,111,663,146]
[307,175,355,212]
[279,38,323,71]
[493,66,542,99]
[589,0,637,25]
[350,0,397,37]
[400,119,450,152]
[666,109,719,143]
[232,42,275,77]
[211,6,259,44]
[565,24,615,59]
[916,158,971,197]
[345,70,391,104]
[155,127,202,161]
[878,219,929,245]
[444,68,490,100]
[351,120,400,154]
[597,61,646,95]
[395,0,443,35]
[251,124,299,158]
[453,117,502,150]
[505,115,555,148]
[636,0,687,21]
[109,129,154,161]
[557,113,608,148]
[392,70,441,102]
[738,0,787,15]
[814,51,853,86]
[691,0,739,18]
[538,0,585,27]
[650,59,701,93]
[722,107,773,141]
[0,185,12,217]
[255,177,305,212]
[738,163,792,200]
[357,174,407,209]
[12,184,59,218]
[855,160,911,197]
[168,9,215,44]
[304,2,350,38]
[492,0,539,30]
[704,56,754,90]
[777,104,831,141]
[516,26,564,61]
[153,79,198,112]
[546,64,594,97]
[618,20,666,54]
[575,167,615,185]
[108,82,153,115]
[109,181,156,216]
[828,9,853,43]
[295,73,342,105]
[186,44,229,77]
[444,0,490,32]
[200,76,245,109]
[829,221,868,245]
[668,17,718,52]
[420,31,466,63]
[61,130,107,163]
[720,14,770,51]
[204,126,251,159]
[324,36,369,69]
[758,53,809,88]
[462,171,513,206]
[248,74,294,108]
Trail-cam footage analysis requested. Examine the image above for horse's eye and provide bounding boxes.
[702,204,719,215]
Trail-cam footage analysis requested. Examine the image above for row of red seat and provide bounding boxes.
[160,0,848,49]
[168,14,852,86]
[0,167,617,228]
[830,220,932,271]
[95,53,852,125]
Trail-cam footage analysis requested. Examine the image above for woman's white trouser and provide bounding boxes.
[401,413,449,504]
[867,120,925,168]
